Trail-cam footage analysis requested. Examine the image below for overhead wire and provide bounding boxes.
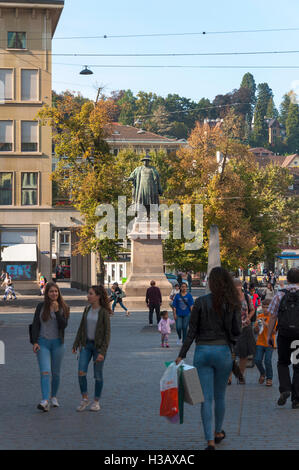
[3,48,299,57]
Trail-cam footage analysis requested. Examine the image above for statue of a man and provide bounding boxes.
[126,155,162,218]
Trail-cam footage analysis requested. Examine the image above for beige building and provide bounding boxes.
[0,0,80,286]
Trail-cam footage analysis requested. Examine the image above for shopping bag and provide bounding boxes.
[160,362,179,418]
[160,362,185,424]
[181,364,204,405]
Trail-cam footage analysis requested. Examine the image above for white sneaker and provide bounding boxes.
[37,400,50,412]
[90,401,101,412]
[177,339,182,345]
[76,399,90,412]
[51,397,60,408]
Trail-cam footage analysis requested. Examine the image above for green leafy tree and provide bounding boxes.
[251,83,273,147]
[286,101,299,153]
[279,91,293,127]
[38,96,127,284]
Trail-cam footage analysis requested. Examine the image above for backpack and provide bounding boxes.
[277,290,299,338]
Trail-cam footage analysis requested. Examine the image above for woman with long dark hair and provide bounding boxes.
[175,267,242,450]
[31,281,70,412]
[72,285,111,412]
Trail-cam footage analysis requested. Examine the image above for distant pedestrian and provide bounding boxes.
[267,268,299,409]
[172,282,194,344]
[72,285,111,412]
[263,282,275,301]
[110,282,130,316]
[254,298,277,387]
[39,274,47,296]
[187,272,193,293]
[229,279,256,384]
[1,273,17,301]
[146,280,162,326]
[169,283,180,312]
[158,310,175,348]
[175,267,242,450]
[31,281,70,412]
[249,284,261,323]
[177,272,183,287]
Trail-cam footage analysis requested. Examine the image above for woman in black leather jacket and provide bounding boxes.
[176,267,241,450]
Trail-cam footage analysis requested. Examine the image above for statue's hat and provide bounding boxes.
[141,154,152,161]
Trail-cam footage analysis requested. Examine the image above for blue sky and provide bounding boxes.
[52,0,299,108]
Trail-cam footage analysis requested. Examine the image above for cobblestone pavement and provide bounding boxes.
[1,308,299,451]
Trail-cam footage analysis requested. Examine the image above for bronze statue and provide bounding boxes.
[126,155,162,218]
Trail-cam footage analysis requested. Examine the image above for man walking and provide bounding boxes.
[267,268,299,409]
[146,280,162,326]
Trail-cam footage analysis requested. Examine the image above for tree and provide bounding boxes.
[280,92,292,127]
[251,83,273,147]
[38,96,126,284]
[240,72,256,124]
[116,89,137,126]
[266,97,278,119]
[286,101,299,153]
[162,121,298,272]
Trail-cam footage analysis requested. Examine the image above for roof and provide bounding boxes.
[252,154,286,168]
[249,147,275,157]
[0,0,64,35]
[105,123,185,145]
[281,154,299,168]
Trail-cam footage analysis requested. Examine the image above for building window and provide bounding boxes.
[0,121,13,151]
[0,173,13,205]
[0,69,13,100]
[7,32,26,49]
[21,69,38,101]
[21,121,38,152]
[60,233,70,245]
[21,172,38,206]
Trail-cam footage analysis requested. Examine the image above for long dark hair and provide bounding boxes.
[42,281,70,321]
[90,285,112,314]
[208,267,241,315]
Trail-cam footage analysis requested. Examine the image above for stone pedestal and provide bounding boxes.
[123,220,172,311]
[205,224,221,294]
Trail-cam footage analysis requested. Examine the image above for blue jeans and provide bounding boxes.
[78,340,105,400]
[112,299,128,313]
[193,345,233,442]
[254,345,274,379]
[37,337,65,401]
[176,315,190,343]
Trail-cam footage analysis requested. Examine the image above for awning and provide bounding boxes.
[277,255,299,259]
[1,244,37,262]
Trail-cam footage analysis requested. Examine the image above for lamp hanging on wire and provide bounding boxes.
[80,65,93,75]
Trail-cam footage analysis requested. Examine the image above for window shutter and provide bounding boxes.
[0,69,13,100]
[21,121,38,143]
[0,121,13,143]
[21,70,38,101]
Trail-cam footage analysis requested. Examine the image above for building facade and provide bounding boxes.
[0,0,80,286]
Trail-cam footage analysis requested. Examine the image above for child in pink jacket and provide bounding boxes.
[158,310,175,348]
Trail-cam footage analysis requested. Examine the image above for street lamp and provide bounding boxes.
[80,66,93,75]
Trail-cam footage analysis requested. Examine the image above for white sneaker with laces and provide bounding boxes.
[76,399,90,412]
[51,397,60,408]
[37,400,50,412]
[90,401,101,412]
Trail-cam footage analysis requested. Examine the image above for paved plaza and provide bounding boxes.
[1,289,299,451]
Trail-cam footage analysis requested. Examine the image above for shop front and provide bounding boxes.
[0,230,38,280]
